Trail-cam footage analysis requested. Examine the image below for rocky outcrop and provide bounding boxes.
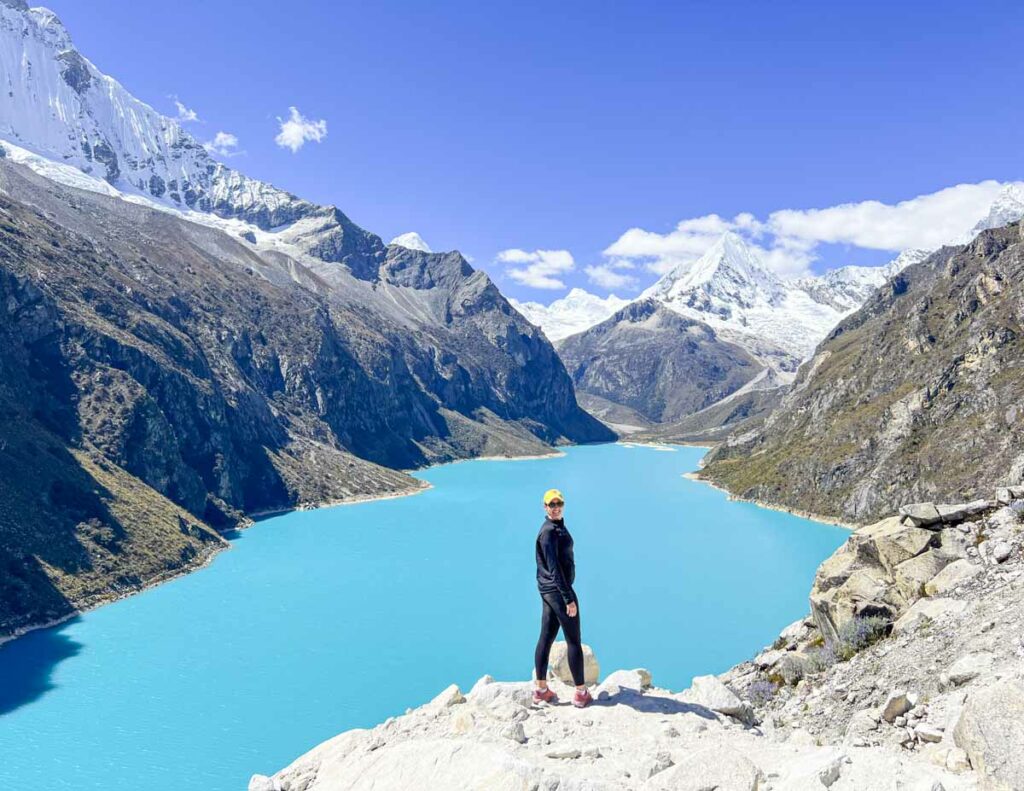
[251,663,966,791]
[699,222,1024,525]
[0,157,610,637]
[252,492,1024,790]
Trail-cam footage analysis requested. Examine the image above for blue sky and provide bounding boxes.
[48,0,1024,300]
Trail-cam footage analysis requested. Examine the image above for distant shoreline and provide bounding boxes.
[681,471,857,530]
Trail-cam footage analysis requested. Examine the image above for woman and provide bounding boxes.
[533,488,592,707]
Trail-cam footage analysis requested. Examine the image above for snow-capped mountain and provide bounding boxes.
[794,249,929,313]
[389,231,432,252]
[0,1,383,277]
[640,232,842,364]
[510,288,629,342]
[953,182,1024,244]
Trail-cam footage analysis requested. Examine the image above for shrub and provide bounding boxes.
[835,615,890,660]
[746,679,777,706]
[805,644,838,674]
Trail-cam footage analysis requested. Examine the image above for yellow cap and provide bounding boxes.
[543,488,565,505]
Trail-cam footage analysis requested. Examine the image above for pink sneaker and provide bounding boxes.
[572,688,593,708]
[533,687,558,704]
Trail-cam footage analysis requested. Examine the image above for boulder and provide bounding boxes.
[892,598,967,635]
[936,501,987,523]
[915,724,945,743]
[429,684,465,708]
[809,516,937,644]
[687,675,751,721]
[991,542,1012,563]
[924,559,982,596]
[881,690,918,723]
[900,503,943,527]
[543,641,600,685]
[893,550,950,602]
[646,745,765,791]
[954,679,1024,789]
[600,668,651,691]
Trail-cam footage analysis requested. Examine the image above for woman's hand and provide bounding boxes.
[567,602,578,618]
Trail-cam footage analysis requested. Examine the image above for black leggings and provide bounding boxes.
[534,592,584,686]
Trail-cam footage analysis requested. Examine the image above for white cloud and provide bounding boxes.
[584,263,637,290]
[203,131,240,157]
[496,248,574,289]
[275,107,328,153]
[170,97,200,123]
[767,181,1010,251]
[601,181,1021,280]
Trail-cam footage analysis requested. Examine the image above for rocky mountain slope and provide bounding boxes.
[556,299,763,427]
[0,153,610,638]
[698,222,1024,525]
[251,490,1024,791]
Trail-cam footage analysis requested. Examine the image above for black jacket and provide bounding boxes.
[536,518,576,604]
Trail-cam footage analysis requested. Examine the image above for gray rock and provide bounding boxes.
[892,598,967,635]
[818,755,844,787]
[924,560,983,596]
[500,722,527,744]
[900,503,943,527]
[992,542,1013,563]
[646,745,765,791]
[687,675,750,720]
[915,724,945,743]
[953,678,1024,789]
[429,684,465,708]
[881,690,917,723]
[946,652,995,687]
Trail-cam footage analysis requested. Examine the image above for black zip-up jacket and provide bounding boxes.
[536,518,576,604]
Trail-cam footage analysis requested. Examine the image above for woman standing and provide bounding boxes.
[533,488,592,708]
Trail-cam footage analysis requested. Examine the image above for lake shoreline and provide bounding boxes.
[0,444,581,649]
[681,471,858,531]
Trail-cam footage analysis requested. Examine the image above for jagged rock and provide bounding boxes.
[936,500,993,523]
[818,755,844,787]
[545,745,581,759]
[500,722,527,744]
[429,684,465,708]
[543,641,600,686]
[925,560,983,596]
[892,598,967,635]
[895,551,951,601]
[901,503,944,527]
[469,675,494,695]
[686,675,751,721]
[882,690,918,723]
[991,542,1012,563]
[953,678,1024,789]
[915,724,945,743]
[467,681,533,709]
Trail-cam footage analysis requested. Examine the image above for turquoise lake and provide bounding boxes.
[0,443,847,790]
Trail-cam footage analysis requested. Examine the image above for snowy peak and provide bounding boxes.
[970,183,1024,236]
[389,232,432,252]
[645,231,784,306]
[510,288,629,342]
[794,249,929,313]
[0,2,389,279]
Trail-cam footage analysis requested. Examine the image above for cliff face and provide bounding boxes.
[699,222,1024,524]
[0,158,610,636]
